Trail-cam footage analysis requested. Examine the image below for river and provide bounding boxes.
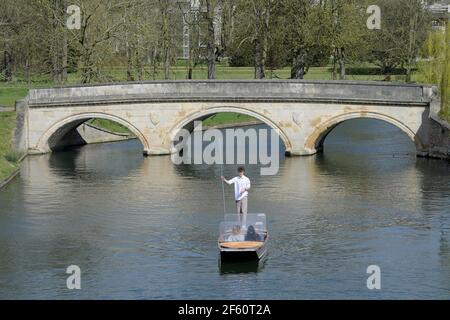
[0,119,449,299]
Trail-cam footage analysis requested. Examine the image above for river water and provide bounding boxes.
[0,119,449,299]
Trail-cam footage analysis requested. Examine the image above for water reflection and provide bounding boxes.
[219,258,266,275]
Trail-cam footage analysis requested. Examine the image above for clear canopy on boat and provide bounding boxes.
[219,213,267,242]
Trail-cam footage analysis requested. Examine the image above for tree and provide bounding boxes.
[369,0,431,81]
[179,0,202,79]
[61,1,129,83]
[0,0,20,82]
[119,1,160,81]
[251,0,273,79]
[157,0,178,80]
[323,0,369,80]
[199,0,221,79]
[1,0,54,83]
[230,0,275,79]
[277,0,331,79]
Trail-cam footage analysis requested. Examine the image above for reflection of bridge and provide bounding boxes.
[15,80,441,157]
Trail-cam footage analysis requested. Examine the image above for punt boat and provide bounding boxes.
[218,213,268,262]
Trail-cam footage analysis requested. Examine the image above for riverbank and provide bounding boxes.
[0,111,21,187]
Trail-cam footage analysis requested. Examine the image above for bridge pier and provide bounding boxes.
[145,147,171,156]
[286,148,318,157]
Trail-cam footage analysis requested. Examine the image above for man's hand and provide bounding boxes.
[221,176,225,181]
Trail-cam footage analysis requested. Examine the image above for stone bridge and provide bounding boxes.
[15,80,441,157]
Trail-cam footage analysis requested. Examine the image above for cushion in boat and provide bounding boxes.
[220,241,263,249]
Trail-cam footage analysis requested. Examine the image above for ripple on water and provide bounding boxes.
[0,120,449,299]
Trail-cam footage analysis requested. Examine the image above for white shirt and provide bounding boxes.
[226,175,251,201]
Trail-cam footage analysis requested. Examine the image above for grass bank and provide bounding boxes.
[202,113,257,127]
[0,63,411,108]
[88,118,131,134]
[0,111,20,182]
[91,112,258,133]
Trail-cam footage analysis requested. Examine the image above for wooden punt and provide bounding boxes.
[218,232,268,262]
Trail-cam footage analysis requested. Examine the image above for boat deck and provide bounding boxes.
[219,241,264,249]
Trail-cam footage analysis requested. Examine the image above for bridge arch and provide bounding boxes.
[304,111,424,153]
[36,112,150,154]
[167,106,293,153]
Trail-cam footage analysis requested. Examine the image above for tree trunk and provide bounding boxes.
[52,43,59,84]
[25,57,30,85]
[187,52,193,79]
[52,0,64,84]
[253,3,269,80]
[61,0,68,83]
[332,49,337,80]
[62,28,68,83]
[3,44,13,82]
[163,47,170,80]
[206,0,216,79]
[338,47,346,80]
[254,38,265,79]
[80,50,93,84]
[291,49,307,79]
[405,11,418,83]
[136,50,143,81]
[405,64,412,83]
[126,42,134,81]
[160,1,171,80]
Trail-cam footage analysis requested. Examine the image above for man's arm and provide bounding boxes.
[221,176,234,185]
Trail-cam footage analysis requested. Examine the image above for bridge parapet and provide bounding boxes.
[26,80,433,107]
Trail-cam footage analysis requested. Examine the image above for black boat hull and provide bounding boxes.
[219,243,267,262]
[220,250,260,262]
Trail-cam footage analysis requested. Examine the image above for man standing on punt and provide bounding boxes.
[221,166,251,227]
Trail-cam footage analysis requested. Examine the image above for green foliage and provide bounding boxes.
[0,111,19,181]
[417,31,445,84]
[441,22,450,121]
[416,22,450,121]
